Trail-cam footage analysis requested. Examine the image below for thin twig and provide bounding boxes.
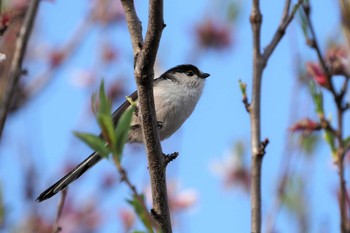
[0,0,40,140]
[52,189,67,233]
[164,152,179,167]
[302,3,349,231]
[262,0,303,62]
[114,161,160,231]
[302,4,337,97]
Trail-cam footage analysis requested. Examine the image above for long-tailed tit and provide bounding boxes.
[37,64,210,202]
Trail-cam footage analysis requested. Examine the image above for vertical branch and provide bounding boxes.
[120,0,170,232]
[302,3,349,231]
[0,0,40,140]
[249,1,263,232]
[248,1,302,232]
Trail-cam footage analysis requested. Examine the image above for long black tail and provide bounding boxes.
[36,152,102,202]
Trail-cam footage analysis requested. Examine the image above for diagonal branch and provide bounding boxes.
[262,0,303,62]
[0,0,40,140]
[120,0,143,57]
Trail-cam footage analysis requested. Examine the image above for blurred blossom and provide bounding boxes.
[9,0,29,12]
[49,50,65,68]
[118,208,135,232]
[107,79,125,101]
[195,19,232,50]
[211,148,250,191]
[59,200,101,233]
[70,69,97,88]
[306,62,330,88]
[0,53,6,62]
[169,188,198,212]
[145,181,198,214]
[91,0,124,25]
[101,42,118,64]
[289,118,321,132]
[0,14,10,34]
[325,45,350,76]
[16,214,52,233]
[101,172,117,190]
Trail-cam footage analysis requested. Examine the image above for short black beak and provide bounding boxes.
[200,72,210,79]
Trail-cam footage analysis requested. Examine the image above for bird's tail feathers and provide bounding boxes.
[36,151,102,202]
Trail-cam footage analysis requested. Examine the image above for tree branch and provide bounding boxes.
[52,189,67,233]
[0,0,40,140]
[249,1,301,232]
[121,0,170,232]
[262,0,303,62]
[250,1,263,232]
[120,0,143,57]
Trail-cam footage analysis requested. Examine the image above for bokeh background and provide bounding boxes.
[0,0,348,232]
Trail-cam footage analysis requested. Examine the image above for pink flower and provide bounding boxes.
[306,62,330,88]
[118,208,135,232]
[326,45,350,76]
[195,19,232,50]
[289,118,321,132]
[49,50,65,68]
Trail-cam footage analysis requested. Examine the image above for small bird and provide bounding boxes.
[37,64,210,202]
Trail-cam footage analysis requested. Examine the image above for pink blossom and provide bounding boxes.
[306,62,330,88]
[289,118,321,132]
[326,45,350,76]
[195,19,232,50]
[118,208,135,232]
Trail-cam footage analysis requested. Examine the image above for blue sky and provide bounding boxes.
[0,0,346,232]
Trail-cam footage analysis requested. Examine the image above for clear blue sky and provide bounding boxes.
[0,0,344,232]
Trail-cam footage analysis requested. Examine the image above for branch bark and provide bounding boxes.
[0,0,40,140]
[120,0,171,232]
[249,1,302,232]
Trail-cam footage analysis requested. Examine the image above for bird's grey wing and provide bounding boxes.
[36,91,138,202]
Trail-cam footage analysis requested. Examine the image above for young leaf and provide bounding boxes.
[127,194,154,233]
[344,136,350,150]
[74,132,110,157]
[324,130,337,159]
[114,105,135,162]
[238,80,247,95]
[97,113,116,147]
[309,81,324,116]
[98,80,112,116]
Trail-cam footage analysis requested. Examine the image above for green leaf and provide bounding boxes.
[114,105,135,162]
[97,113,116,147]
[344,136,350,149]
[238,80,246,95]
[127,194,154,233]
[98,80,111,116]
[324,130,337,159]
[298,6,309,39]
[308,81,324,115]
[74,132,110,157]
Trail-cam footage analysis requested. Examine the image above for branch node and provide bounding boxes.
[151,208,162,221]
[164,152,179,167]
[249,12,262,25]
[258,138,269,156]
[243,98,250,113]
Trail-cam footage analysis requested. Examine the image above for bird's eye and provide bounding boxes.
[186,70,194,76]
